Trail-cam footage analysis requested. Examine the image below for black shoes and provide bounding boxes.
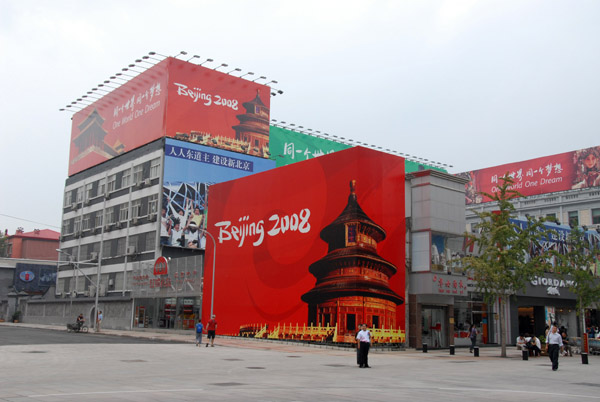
[359,365,371,368]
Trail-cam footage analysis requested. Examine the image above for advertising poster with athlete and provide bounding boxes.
[161,138,275,250]
[458,146,600,204]
[68,57,270,176]
[202,146,406,344]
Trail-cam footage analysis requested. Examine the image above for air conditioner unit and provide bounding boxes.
[143,178,151,186]
[127,246,136,255]
[105,192,111,200]
[132,217,139,225]
[115,221,122,229]
[71,202,78,210]
[90,251,98,261]
[100,284,107,297]
[84,199,91,206]
[108,278,114,286]
[88,286,96,297]
[71,290,77,298]
[104,224,112,232]
[148,214,157,222]
[61,292,68,299]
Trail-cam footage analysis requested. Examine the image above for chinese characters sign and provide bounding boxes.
[68,57,270,176]
[459,146,600,204]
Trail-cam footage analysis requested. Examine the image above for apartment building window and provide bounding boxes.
[95,212,103,228]
[148,194,158,215]
[133,164,144,185]
[132,199,142,219]
[568,211,579,227]
[73,217,82,233]
[119,203,129,222]
[150,158,160,178]
[82,214,92,231]
[107,174,117,192]
[85,183,94,200]
[122,169,131,188]
[145,231,156,251]
[62,219,70,235]
[98,178,106,196]
[75,187,84,203]
[64,191,73,207]
[105,208,115,225]
[593,208,600,225]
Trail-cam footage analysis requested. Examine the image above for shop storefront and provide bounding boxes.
[131,255,203,330]
[510,274,578,341]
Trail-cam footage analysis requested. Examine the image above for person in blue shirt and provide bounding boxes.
[195,320,204,347]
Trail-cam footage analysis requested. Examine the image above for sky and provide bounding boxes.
[1,0,599,235]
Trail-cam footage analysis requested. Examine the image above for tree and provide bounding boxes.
[463,175,551,357]
[555,226,600,355]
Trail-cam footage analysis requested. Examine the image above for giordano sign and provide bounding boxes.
[525,275,576,298]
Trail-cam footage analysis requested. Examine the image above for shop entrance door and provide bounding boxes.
[422,307,446,348]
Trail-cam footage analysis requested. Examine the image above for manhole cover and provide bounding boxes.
[212,382,245,386]
[120,359,147,363]
[246,367,265,369]
[23,351,47,354]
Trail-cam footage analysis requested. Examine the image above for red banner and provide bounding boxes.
[202,146,406,342]
[68,58,270,176]
[459,146,600,204]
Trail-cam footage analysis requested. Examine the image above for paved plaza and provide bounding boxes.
[1,323,599,401]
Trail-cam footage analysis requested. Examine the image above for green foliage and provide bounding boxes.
[555,226,600,315]
[462,174,553,357]
[463,175,552,304]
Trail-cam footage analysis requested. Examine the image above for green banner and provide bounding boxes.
[269,126,446,173]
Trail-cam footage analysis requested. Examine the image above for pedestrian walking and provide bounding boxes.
[195,319,204,347]
[547,325,563,371]
[206,315,217,347]
[469,323,477,353]
[96,310,103,332]
[356,324,371,368]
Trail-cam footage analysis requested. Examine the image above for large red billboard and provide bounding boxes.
[458,146,600,204]
[68,58,270,176]
[202,146,406,344]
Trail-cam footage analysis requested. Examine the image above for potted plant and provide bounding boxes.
[12,311,22,323]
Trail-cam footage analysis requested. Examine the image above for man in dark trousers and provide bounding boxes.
[356,324,371,368]
[547,325,564,371]
[206,315,217,347]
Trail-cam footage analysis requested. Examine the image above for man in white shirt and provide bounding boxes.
[356,324,371,368]
[547,326,564,371]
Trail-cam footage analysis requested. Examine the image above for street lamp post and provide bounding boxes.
[57,249,101,331]
[202,230,217,318]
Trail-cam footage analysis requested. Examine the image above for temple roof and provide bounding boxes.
[320,180,386,243]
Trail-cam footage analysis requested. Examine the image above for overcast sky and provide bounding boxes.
[1,0,599,234]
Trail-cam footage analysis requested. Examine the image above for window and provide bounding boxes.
[64,191,73,207]
[95,212,103,228]
[73,217,82,233]
[148,194,158,215]
[107,175,116,192]
[119,204,129,222]
[150,158,160,178]
[82,214,92,231]
[568,211,579,227]
[105,208,115,225]
[122,169,131,188]
[593,208,600,225]
[133,164,144,184]
[132,199,142,219]
[75,187,84,203]
[546,213,556,220]
[98,178,106,196]
[85,183,94,200]
[145,231,156,251]
[62,219,70,235]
